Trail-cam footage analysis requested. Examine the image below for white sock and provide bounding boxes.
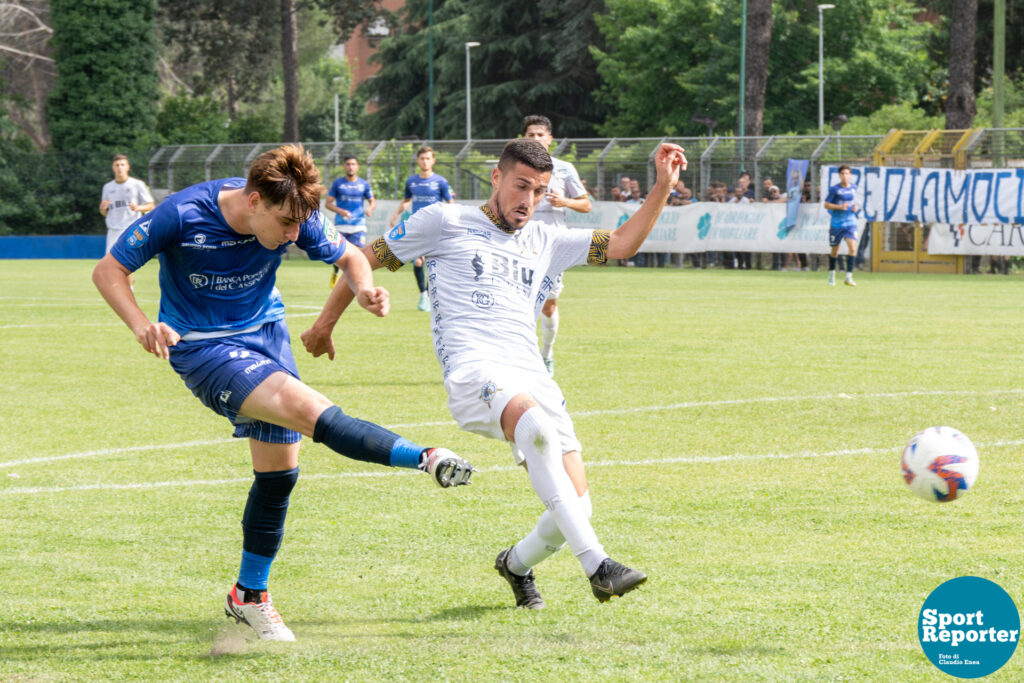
[514,408,606,576]
[540,309,559,359]
[510,490,592,574]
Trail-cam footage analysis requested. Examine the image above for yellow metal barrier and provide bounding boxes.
[869,130,968,274]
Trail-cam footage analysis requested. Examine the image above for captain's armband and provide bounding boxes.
[587,230,611,266]
[370,237,404,272]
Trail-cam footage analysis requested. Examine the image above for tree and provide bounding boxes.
[48,0,159,153]
[156,0,279,118]
[744,0,773,138]
[945,0,977,129]
[281,0,300,141]
[594,0,939,136]
[362,0,607,140]
[0,0,54,149]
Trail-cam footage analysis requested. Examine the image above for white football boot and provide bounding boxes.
[420,447,475,487]
[225,584,296,641]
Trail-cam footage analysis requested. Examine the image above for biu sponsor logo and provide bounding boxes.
[219,390,232,404]
[194,234,207,245]
[389,223,406,240]
[189,273,209,288]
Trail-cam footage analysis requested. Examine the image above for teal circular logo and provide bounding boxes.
[919,577,1020,678]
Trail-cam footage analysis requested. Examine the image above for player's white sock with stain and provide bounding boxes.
[508,491,592,575]
[540,309,558,359]
[514,408,606,576]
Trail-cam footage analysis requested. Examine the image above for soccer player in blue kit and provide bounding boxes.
[388,146,453,311]
[823,164,860,287]
[92,145,473,642]
[325,155,376,288]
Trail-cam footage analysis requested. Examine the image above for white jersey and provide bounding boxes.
[532,157,586,227]
[376,203,609,378]
[102,177,154,231]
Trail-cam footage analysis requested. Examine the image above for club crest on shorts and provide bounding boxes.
[479,381,500,408]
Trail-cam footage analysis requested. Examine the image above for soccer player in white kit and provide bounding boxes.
[100,154,155,288]
[522,115,592,377]
[302,139,687,606]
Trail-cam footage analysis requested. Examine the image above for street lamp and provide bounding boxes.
[332,76,344,143]
[465,41,481,142]
[832,114,849,160]
[817,4,835,134]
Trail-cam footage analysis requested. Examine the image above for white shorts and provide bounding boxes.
[106,227,128,253]
[444,361,581,464]
[545,274,564,301]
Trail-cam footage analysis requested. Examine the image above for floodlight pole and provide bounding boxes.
[465,41,481,143]
[818,4,835,134]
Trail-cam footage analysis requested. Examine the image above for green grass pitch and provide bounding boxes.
[1,259,1021,681]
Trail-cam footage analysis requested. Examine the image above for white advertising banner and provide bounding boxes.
[333,199,843,254]
[568,201,842,254]
[820,165,1024,226]
[927,223,1024,255]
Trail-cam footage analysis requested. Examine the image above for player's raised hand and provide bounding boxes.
[357,286,390,317]
[133,322,180,360]
[654,143,687,186]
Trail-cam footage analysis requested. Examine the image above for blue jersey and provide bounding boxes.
[404,173,451,213]
[328,176,373,229]
[825,182,858,228]
[111,178,346,337]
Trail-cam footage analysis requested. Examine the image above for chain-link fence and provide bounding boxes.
[149,130,1024,203]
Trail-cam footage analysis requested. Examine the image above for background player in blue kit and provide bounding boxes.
[823,164,860,287]
[92,145,473,642]
[325,155,376,288]
[388,146,453,311]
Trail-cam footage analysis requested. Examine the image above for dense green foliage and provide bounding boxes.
[2,261,1023,679]
[593,0,939,137]
[48,0,159,154]
[361,0,608,140]
[44,0,160,235]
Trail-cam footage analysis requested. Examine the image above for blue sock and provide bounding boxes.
[414,263,426,292]
[313,405,425,469]
[238,467,299,590]
[238,550,274,591]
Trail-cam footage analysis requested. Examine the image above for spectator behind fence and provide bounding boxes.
[610,186,625,202]
[727,185,752,270]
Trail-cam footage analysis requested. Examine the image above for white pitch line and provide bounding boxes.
[2,388,1021,470]
[4,439,1023,497]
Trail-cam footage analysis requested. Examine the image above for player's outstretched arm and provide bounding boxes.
[607,143,687,259]
[301,244,386,360]
[389,199,411,227]
[92,254,180,359]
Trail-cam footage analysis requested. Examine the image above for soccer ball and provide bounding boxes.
[901,426,979,502]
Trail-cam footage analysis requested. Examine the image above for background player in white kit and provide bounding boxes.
[302,138,687,606]
[99,154,154,288]
[522,115,591,376]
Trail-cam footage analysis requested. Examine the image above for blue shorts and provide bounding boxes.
[341,230,367,248]
[168,319,301,444]
[829,224,858,247]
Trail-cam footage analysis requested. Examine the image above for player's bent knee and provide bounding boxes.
[513,407,560,464]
